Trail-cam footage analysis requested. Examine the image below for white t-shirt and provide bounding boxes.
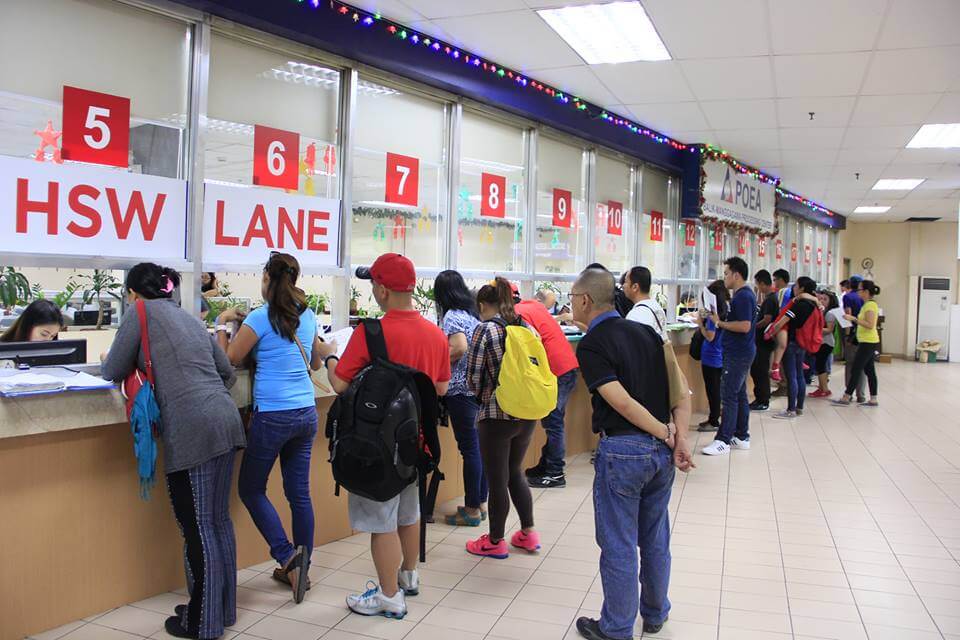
[626,299,668,343]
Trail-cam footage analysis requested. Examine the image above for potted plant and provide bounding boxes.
[306,292,329,315]
[79,269,122,329]
[0,267,30,314]
[350,286,361,316]
[412,283,435,317]
[29,278,80,310]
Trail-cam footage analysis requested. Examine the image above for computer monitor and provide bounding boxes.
[0,340,88,367]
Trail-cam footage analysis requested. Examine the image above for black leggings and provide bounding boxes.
[701,364,722,425]
[845,342,878,397]
[751,345,773,404]
[478,419,535,542]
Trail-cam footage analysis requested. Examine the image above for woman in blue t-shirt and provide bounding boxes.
[216,252,338,605]
[696,279,728,432]
[434,270,487,527]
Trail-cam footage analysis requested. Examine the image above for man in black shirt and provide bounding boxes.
[569,269,693,640]
[749,270,778,411]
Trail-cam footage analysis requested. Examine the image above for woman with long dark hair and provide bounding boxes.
[1,299,64,342]
[809,290,839,398]
[217,252,338,604]
[769,276,819,419]
[695,280,729,432]
[464,277,541,558]
[102,263,245,639]
[434,270,487,526]
[833,280,881,407]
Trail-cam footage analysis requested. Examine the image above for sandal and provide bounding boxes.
[272,567,312,591]
[281,546,310,604]
[445,508,482,527]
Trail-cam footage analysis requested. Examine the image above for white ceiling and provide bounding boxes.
[349,0,960,223]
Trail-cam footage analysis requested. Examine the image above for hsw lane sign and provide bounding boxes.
[0,155,187,260]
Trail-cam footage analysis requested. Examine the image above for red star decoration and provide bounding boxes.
[34,120,61,148]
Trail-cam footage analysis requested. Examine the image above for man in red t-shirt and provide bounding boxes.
[513,285,580,489]
[327,253,450,620]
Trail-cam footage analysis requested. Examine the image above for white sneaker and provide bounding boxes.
[701,440,729,456]
[772,410,797,420]
[731,437,751,450]
[399,569,419,596]
[346,581,407,619]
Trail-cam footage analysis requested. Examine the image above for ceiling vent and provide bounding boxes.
[905,216,941,222]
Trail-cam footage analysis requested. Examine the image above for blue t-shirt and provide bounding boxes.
[243,305,316,412]
[721,286,757,355]
[701,318,723,368]
[442,309,479,396]
[842,291,863,317]
[779,285,794,309]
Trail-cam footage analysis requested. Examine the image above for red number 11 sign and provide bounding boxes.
[650,210,664,242]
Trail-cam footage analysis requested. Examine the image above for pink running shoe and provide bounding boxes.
[510,530,541,553]
[770,366,782,382]
[466,534,509,559]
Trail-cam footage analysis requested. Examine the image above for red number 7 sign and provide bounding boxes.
[386,152,420,207]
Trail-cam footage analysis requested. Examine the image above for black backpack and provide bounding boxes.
[325,319,442,560]
[614,285,632,318]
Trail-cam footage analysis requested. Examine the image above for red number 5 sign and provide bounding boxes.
[253,125,300,190]
[606,200,623,236]
[61,86,130,168]
[481,172,505,218]
[385,152,420,207]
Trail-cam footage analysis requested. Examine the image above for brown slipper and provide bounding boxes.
[272,567,312,591]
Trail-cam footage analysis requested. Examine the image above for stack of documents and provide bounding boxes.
[0,372,65,395]
[0,368,114,397]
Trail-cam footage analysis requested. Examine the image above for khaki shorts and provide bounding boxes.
[348,481,419,534]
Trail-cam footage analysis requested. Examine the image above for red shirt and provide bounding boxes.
[514,300,578,377]
[336,309,451,385]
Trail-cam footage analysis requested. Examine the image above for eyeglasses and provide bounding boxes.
[568,291,589,303]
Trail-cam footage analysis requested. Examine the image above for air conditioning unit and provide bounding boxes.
[916,276,952,360]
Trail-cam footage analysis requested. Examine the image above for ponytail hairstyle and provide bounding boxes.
[126,263,180,300]
[476,276,519,325]
[263,252,307,341]
[859,280,881,298]
[0,299,64,342]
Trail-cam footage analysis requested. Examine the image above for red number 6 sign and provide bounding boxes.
[61,86,130,168]
[253,125,300,190]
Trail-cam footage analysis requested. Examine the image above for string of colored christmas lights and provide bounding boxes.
[775,187,836,218]
[701,145,779,187]
[295,0,691,152]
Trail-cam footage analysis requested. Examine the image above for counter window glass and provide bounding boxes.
[706,224,729,281]
[677,220,703,280]
[0,0,190,178]
[458,113,527,273]
[640,167,676,280]
[593,155,635,274]
[352,78,449,269]
[535,136,588,275]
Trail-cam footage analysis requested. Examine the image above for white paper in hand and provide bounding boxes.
[828,307,852,329]
[324,327,357,359]
[700,286,718,314]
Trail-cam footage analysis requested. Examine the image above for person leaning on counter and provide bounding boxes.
[101,263,246,640]
[0,299,64,342]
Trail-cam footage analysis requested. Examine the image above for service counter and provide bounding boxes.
[0,332,708,639]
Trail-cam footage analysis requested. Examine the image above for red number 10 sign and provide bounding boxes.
[61,86,130,168]
[607,201,623,236]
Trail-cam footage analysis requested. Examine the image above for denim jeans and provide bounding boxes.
[538,369,579,475]
[238,405,318,567]
[446,393,488,509]
[783,341,807,412]
[717,348,754,444]
[594,433,675,639]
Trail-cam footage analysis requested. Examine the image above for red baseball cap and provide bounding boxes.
[355,253,416,292]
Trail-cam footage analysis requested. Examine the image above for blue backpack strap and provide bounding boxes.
[361,318,388,362]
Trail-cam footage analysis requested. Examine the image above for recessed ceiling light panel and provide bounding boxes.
[906,123,960,148]
[537,1,671,65]
[871,178,925,190]
[854,206,891,213]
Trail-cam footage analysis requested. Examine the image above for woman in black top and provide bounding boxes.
[768,276,818,419]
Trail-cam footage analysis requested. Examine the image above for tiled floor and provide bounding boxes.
[31,359,960,640]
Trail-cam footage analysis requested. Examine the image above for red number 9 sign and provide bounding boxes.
[61,86,130,168]
[481,172,506,218]
[606,200,623,236]
[552,189,572,228]
[253,125,300,190]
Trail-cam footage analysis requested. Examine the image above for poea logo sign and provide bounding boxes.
[720,167,763,212]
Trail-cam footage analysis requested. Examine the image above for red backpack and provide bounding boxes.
[796,303,824,354]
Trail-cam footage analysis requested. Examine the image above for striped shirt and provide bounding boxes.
[466,316,535,421]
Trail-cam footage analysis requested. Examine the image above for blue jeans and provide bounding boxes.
[538,369,579,475]
[238,405,318,567]
[718,349,754,444]
[594,433,675,639]
[783,341,807,412]
[446,394,488,509]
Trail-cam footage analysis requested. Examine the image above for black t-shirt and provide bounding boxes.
[755,291,779,344]
[786,298,816,342]
[577,317,670,436]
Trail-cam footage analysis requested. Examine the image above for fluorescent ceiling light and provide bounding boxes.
[854,206,891,213]
[537,1,670,64]
[906,123,960,148]
[872,178,925,190]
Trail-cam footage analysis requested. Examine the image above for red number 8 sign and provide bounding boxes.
[253,125,300,190]
[61,86,130,168]
[481,172,506,218]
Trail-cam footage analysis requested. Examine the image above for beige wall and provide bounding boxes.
[838,221,959,356]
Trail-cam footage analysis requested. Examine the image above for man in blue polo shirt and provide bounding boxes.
[841,276,867,402]
[703,257,756,456]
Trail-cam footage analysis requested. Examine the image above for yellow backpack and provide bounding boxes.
[491,319,558,420]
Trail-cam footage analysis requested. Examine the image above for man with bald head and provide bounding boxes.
[569,269,694,640]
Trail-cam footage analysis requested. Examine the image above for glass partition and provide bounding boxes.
[639,167,676,281]
[534,136,587,275]
[592,154,635,274]
[458,112,527,273]
[677,219,703,281]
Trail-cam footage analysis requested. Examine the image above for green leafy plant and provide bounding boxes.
[305,292,329,314]
[412,283,435,316]
[79,269,122,329]
[29,278,80,310]
[0,267,30,311]
[535,281,562,295]
[350,285,361,315]
[217,281,232,297]
[205,297,246,325]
